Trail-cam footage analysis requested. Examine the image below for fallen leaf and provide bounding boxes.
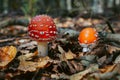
[106,45,120,54]
[65,50,76,60]
[17,61,38,72]
[0,46,17,67]
[37,56,51,68]
[18,56,51,72]
[18,53,34,61]
[100,64,116,73]
[58,45,66,54]
[70,64,99,80]
[97,56,107,66]
[114,55,120,63]
[58,45,66,61]
[17,50,38,61]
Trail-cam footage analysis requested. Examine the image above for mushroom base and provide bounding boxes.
[37,42,48,57]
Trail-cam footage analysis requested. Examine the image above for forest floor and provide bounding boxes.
[0,14,120,80]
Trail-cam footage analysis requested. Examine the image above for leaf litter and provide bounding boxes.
[0,16,120,80]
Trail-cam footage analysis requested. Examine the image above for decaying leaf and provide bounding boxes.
[18,50,38,61]
[106,45,120,54]
[70,64,99,80]
[113,64,120,74]
[100,64,116,73]
[65,50,76,60]
[18,53,35,61]
[37,56,51,68]
[0,46,17,67]
[58,45,66,54]
[90,70,117,80]
[114,55,120,63]
[58,45,66,61]
[18,56,51,72]
[18,61,40,72]
[58,45,76,60]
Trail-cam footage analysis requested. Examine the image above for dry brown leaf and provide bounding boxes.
[37,56,51,68]
[33,50,39,56]
[18,50,38,61]
[78,52,84,57]
[113,64,120,74]
[0,46,17,67]
[58,45,66,54]
[97,56,107,65]
[18,53,34,61]
[100,64,116,73]
[70,64,99,80]
[18,61,39,72]
[58,46,76,60]
[114,55,120,63]
[58,45,66,61]
[18,56,51,72]
[65,50,76,60]
[106,45,120,54]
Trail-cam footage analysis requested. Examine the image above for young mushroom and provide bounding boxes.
[28,15,57,57]
[78,27,98,52]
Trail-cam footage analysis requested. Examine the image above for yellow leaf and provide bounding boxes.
[0,46,17,67]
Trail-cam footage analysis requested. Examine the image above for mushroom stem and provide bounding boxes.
[37,42,48,57]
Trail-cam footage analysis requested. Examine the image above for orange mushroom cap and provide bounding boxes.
[78,27,98,45]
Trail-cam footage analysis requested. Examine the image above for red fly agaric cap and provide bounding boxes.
[78,27,98,45]
[28,15,57,41]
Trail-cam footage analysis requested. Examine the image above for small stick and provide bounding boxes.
[106,20,115,33]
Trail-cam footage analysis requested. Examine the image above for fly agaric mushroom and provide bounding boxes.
[28,15,57,57]
[78,27,98,52]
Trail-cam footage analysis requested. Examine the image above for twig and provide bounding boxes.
[106,20,115,33]
[98,16,115,33]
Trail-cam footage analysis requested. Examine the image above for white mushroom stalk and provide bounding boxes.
[37,42,48,57]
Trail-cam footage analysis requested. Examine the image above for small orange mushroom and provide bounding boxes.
[78,27,98,52]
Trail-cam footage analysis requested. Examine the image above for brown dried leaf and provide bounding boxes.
[100,64,116,73]
[58,45,65,54]
[37,56,51,68]
[91,44,107,56]
[58,46,76,60]
[18,61,38,72]
[18,53,34,61]
[18,50,38,61]
[58,45,66,61]
[70,64,99,80]
[65,50,76,60]
[114,55,120,63]
[0,46,17,67]
[113,64,120,74]
[18,57,51,72]
[106,45,120,54]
